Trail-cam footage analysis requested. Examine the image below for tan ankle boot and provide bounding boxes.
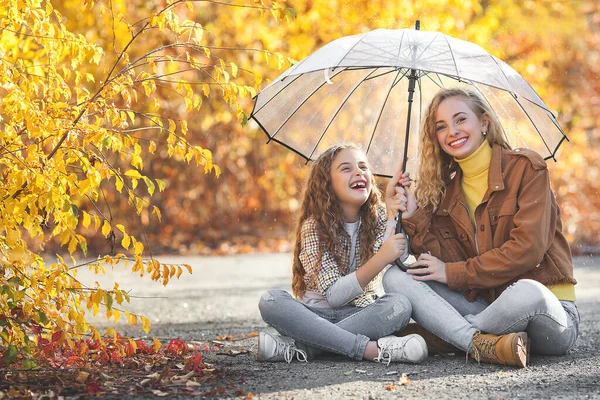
[470,331,528,368]
[396,323,459,355]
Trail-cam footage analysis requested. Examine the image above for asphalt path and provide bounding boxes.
[78,254,600,399]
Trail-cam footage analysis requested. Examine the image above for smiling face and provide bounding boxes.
[434,96,489,160]
[330,148,373,222]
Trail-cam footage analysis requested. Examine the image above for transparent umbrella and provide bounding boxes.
[250,22,567,178]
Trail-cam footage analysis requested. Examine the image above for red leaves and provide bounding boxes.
[135,339,152,354]
[0,333,260,398]
[31,332,204,372]
[166,338,188,356]
[183,350,205,375]
[109,350,122,363]
[51,331,62,343]
[86,382,102,394]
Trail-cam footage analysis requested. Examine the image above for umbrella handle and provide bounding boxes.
[393,211,410,271]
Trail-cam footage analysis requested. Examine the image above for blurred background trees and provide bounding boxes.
[0,0,291,356]
[14,0,600,256]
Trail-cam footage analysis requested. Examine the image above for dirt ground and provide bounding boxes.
[80,254,600,399]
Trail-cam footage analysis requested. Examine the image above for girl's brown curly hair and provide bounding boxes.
[416,87,511,210]
[291,144,383,298]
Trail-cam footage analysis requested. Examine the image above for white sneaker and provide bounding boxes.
[375,334,428,365]
[257,332,308,363]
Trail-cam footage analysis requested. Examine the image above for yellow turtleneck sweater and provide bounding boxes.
[454,141,575,301]
[455,140,492,224]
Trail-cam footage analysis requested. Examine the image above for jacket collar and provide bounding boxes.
[435,144,505,217]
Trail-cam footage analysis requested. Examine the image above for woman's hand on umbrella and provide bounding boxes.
[407,252,447,284]
[398,185,418,219]
[385,186,404,220]
[387,186,416,216]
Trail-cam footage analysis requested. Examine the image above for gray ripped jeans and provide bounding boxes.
[258,289,412,360]
[383,267,580,355]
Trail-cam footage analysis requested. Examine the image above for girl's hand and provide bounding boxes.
[385,186,407,220]
[406,252,447,283]
[385,165,410,198]
[378,233,406,264]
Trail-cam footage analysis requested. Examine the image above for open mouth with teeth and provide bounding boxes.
[350,181,367,189]
[449,137,468,147]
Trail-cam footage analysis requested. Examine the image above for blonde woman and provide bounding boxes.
[384,87,579,368]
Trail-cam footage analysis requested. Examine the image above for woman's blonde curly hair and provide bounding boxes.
[415,87,511,210]
[291,144,383,298]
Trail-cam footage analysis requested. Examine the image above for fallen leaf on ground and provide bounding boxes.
[216,349,248,357]
[75,371,89,383]
[171,371,195,383]
[399,373,411,386]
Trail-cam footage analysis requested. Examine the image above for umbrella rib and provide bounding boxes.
[511,93,554,157]
[306,68,379,161]
[269,68,347,140]
[490,56,550,111]
[520,95,568,151]
[522,96,567,136]
[489,55,520,100]
[250,115,311,162]
[251,74,303,117]
[392,29,406,66]
[393,68,411,86]
[548,135,569,162]
[383,30,400,60]
[440,34,460,79]
[365,69,403,155]
[268,136,312,162]
[413,34,441,64]
[354,38,399,65]
[335,32,371,69]
[421,71,446,89]
[364,68,400,81]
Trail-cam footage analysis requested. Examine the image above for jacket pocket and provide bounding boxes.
[435,225,464,261]
[490,195,518,245]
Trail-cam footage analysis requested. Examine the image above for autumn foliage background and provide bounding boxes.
[43,0,600,257]
[1,0,600,366]
[5,1,600,259]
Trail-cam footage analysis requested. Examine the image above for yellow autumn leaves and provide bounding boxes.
[1,0,288,357]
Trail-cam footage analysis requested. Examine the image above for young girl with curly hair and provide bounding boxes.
[257,144,427,364]
[384,87,579,368]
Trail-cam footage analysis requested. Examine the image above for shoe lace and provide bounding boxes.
[276,340,308,364]
[469,333,497,364]
[375,343,404,366]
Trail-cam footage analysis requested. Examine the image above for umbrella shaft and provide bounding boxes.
[403,71,417,173]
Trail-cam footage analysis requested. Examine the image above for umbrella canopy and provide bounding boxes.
[250,27,567,177]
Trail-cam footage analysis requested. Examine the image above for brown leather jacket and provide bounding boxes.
[403,144,576,303]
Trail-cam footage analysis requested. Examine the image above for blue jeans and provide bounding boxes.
[383,268,580,355]
[258,289,412,360]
